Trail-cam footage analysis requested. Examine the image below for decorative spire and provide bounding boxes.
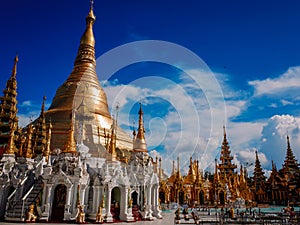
[6,125,17,155]
[240,165,245,184]
[282,135,300,174]
[12,55,18,78]
[108,118,117,161]
[184,156,196,184]
[214,158,219,182]
[79,2,96,47]
[33,96,47,155]
[137,103,145,140]
[172,160,176,175]
[44,120,52,163]
[271,160,277,172]
[133,103,147,152]
[0,55,19,156]
[41,96,46,115]
[223,125,227,139]
[108,105,119,161]
[218,125,236,179]
[25,124,34,158]
[62,113,77,154]
[177,156,181,178]
[159,157,162,181]
[253,151,266,191]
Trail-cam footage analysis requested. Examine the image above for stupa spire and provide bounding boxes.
[62,113,77,154]
[133,103,147,152]
[137,103,145,140]
[78,0,96,49]
[33,96,47,155]
[172,160,176,175]
[44,120,52,163]
[218,125,236,179]
[11,55,18,78]
[108,107,118,161]
[282,135,300,174]
[253,151,266,191]
[0,55,19,156]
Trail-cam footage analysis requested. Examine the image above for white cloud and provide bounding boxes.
[249,66,300,96]
[20,100,32,107]
[280,99,293,106]
[102,68,271,174]
[104,66,300,177]
[260,114,300,169]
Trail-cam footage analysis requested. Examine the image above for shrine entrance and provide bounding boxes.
[199,190,205,205]
[51,184,67,221]
[159,191,165,204]
[179,191,184,204]
[131,191,138,206]
[219,191,225,205]
[111,187,121,221]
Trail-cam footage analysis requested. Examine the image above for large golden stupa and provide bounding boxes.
[45,6,132,156]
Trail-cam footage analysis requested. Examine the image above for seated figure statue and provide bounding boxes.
[76,205,85,223]
[26,204,37,222]
[96,204,104,223]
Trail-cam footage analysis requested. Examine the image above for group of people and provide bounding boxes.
[174,207,201,224]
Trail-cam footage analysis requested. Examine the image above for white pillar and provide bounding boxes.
[106,184,113,222]
[152,184,162,218]
[91,185,101,218]
[64,185,73,220]
[119,187,127,221]
[40,184,52,221]
[147,185,154,219]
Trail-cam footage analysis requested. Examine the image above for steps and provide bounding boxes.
[5,176,43,221]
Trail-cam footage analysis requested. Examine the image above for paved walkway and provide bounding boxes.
[0,212,175,225]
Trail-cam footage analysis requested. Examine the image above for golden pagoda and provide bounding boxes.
[0,56,19,156]
[44,4,132,156]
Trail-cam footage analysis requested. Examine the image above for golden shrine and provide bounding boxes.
[159,127,300,208]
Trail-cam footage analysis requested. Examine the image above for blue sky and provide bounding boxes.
[1,0,300,175]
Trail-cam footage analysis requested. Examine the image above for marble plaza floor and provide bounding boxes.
[1,209,299,225]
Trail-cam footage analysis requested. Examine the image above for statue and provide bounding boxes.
[75,205,85,223]
[128,198,133,208]
[96,199,104,223]
[26,204,37,222]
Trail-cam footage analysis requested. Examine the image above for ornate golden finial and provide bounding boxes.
[223,125,227,138]
[287,135,291,150]
[11,55,19,77]
[41,96,46,115]
[80,2,96,47]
